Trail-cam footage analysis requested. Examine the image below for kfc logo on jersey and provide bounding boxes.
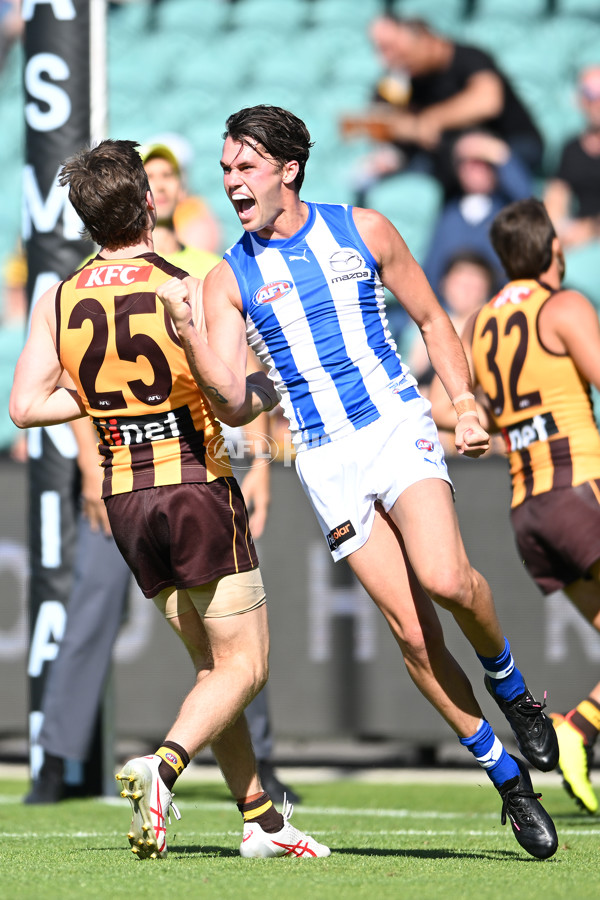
[76,264,153,289]
[326,519,356,552]
[492,285,533,308]
[416,439,434,452]
[252,280,293,306]
[329,248,364,272]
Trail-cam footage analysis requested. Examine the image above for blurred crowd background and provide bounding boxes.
[2,0,600,456]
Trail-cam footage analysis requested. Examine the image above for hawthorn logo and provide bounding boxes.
[252,280,293,306]
[206,430,280,469]
[326,519,356,552]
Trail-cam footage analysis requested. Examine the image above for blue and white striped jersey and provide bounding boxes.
[225,201,419,451]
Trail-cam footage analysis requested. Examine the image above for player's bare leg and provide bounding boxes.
[386,478,558,772]
[347,505,484,737]
[164,600,269,767]
[387,479,504,657]
[347,502,557,859]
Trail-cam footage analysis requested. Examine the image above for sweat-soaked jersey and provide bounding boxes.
[57,252,231,498]
[471,278,600,507]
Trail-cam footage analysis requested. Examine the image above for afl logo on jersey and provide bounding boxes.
[416,439,434,452]
[329,248,364,272]
[252,280,294,306]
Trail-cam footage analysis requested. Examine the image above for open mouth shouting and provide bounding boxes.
[231,191,256,224]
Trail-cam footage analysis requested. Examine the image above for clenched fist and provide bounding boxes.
[455,413,490,458]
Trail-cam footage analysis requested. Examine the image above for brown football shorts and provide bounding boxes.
[105,477,258,599]
[510,478,600,594]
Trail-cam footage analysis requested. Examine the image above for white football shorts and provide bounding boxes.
[294,395,452,561]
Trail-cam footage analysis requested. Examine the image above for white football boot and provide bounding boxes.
[240,796,330,858]
[115,754,181,859]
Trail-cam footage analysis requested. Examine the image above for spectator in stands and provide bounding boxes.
[544,64,600,305]
[422,130,532,298]
[0,0,22,75]
[544,65,600,249]
[341,15,543,203]
[142,142,222,277]
[143,133,223,255]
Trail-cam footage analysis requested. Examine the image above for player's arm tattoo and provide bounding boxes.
[202,384,228,404]
[181,335,229,404]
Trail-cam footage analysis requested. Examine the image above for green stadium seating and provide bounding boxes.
[4,0,600,283]
[557,0,600,16]
[365,173,443,264]
[564,241,600,309]
[471,0,550,18]
[228,0,310,31]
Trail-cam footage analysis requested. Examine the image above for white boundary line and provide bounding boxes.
[0,763,568,785]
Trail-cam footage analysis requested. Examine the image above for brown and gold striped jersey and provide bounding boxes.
[471,279,600,507]
[57,252,232,498]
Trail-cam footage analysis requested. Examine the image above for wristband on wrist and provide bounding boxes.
[452,391,477,419]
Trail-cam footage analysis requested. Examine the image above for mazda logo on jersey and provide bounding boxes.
[329,248,365,272]
[252,280,294,306]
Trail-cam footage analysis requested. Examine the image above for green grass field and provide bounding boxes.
[1,774,599,900]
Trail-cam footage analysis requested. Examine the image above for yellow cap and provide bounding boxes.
[141,143,181,174]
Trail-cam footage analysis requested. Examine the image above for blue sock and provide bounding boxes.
[460,719,519,789]
[477,637,526,702]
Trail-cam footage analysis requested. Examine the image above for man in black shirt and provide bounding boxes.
[545,65,600,248]
[341,15,543,198]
